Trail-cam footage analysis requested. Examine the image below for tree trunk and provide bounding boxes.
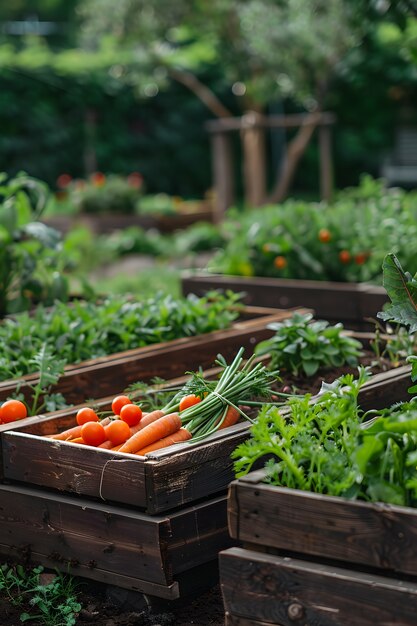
[267,111,322,204]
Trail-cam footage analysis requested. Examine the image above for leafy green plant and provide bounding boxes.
[0,172,69,317]
[233,369,417,507]
[254,312,363,376]
[68,173,143,215]
[0,291,242,381]
[370,322,417,367]
[0,563,81,626]
[209,177,417,283]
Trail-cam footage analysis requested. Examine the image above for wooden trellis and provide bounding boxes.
[206,111,336,221]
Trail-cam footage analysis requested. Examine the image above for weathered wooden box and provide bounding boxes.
[0,483,230,599]
[181,272,388,329]
[221,369,417,626]
[0,305,298,405]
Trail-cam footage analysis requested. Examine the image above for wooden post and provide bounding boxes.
[241,111,267,207]
[210,131,235,222]
[319,124,333,201]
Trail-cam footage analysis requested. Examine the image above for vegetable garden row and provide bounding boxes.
[4,171,417,623]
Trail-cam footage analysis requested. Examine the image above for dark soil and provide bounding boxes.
[0,576,226,625]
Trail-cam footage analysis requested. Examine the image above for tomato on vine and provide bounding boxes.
[273,256,287,270]
[354,252,367,265]
[318,229,332,243]
[339,250,351,264]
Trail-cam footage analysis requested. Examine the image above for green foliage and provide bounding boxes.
[0,563,81,626]
[68,173,143,215]
[0,291,242,381]
[233,369,417,507]
[209,177,417,283]
[0,172,70,316]
[370,323,417,366]
[255,312,363,376]
[378,253,417,331]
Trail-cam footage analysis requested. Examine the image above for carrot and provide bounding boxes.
[135,428,192,456]
[48,417,111,441]
[118,412,181,454]
[217,406,241,430]
[49,425,82,441]
[67,437,86,444]
[135,409,165,430]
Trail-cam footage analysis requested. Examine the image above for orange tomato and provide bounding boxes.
[273,256,287,270]
[119,403,143,426]
[0,399,28,423]
[81,422,106,446]
[179,394,202,412]
[318,228,332,243]
[76,407,99,426]
[104,420,131,445]
[339,250,351,264]
[111,395,132,416]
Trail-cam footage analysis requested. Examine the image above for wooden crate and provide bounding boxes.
[1,342,411,513]
[0,483,230,599]
[221,370,417,626]
[0,305,301,405]
[181,272,388,329]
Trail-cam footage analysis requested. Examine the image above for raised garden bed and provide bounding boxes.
[0,305,299,405]
[220,367,417,626]
[0,354,413,603]
[43,204,214,235]
[181,272,388,330]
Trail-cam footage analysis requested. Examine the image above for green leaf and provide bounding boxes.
[377,254,417,332]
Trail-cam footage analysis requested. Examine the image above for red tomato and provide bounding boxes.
[111,395,132,416]
[273,256,287,270]
[179,394,202,412]
[339,250,351,264]
[76,407,99,426]
[318,229,332,243]
[355,252,367,265]
[81,422,106,446]
[1,400,28,423]
[120,403,143,426]
[104,420,131,445]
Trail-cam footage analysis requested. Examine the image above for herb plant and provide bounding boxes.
[0,291,242,381]
[233,369,417,507]
[0,563,81,626]
[254,312,363,376]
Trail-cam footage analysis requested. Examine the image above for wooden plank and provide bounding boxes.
[181,273,387,326]
[2,433,148,507]
[0,484,171,586]
[144,425,249,513]
[220,548,417,626]
[228,480,417,576]
[0,307,296,404]
[167,496,232,575]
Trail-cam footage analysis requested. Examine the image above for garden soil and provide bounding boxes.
[0,576,226,625]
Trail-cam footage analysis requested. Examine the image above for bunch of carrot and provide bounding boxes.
[48,348,277,456]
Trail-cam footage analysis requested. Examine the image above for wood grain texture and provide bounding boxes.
[228,479,417,576]
[0,484,228,597]
[181,273,387,326]
[220,548,417,626]
[0,484,170,585]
